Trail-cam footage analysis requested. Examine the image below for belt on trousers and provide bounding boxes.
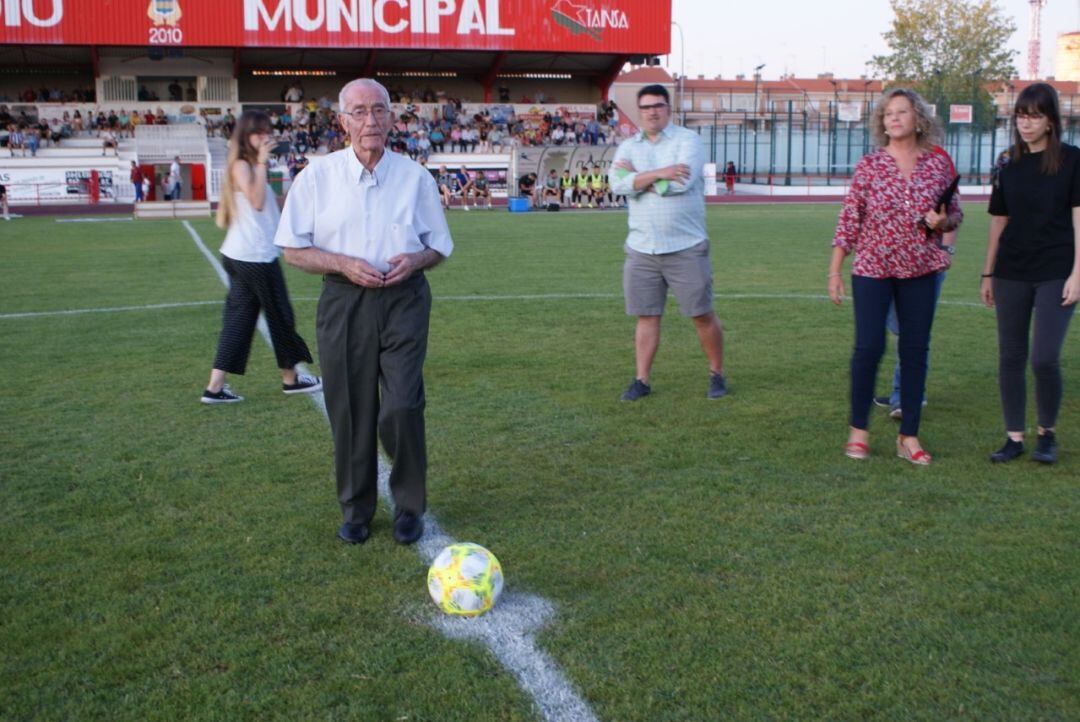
[323,272,424,287]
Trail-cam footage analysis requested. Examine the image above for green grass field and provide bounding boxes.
[1,206,1077,720]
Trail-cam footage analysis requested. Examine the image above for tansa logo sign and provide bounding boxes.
[550,0,628,41]
[243,0,514,35]
[0,0,63,27]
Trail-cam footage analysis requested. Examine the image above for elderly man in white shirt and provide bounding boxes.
[275,78,453,547]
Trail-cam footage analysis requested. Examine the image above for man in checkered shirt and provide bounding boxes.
[610,83,727,402]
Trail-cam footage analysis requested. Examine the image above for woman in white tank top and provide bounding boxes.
[200,110,321,404]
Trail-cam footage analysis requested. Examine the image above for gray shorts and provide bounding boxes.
[623,240,714,317]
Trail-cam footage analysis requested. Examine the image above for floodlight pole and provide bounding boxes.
[751,63,764,183]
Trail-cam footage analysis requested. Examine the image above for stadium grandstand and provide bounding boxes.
[2,0,1078,209]
[0,0,670,211]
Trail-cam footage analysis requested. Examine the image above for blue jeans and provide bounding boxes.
[850,273,939,437]
[886,271,946,406]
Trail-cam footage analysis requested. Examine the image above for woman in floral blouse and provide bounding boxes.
[828,88,962,465]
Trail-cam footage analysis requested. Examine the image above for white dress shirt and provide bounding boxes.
[273,148,454,273]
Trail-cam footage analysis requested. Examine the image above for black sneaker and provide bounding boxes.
[201,385,243,404]
[283,374,322,395]
[707,372,728,399]
[620,378,651,402]
[1032,431,1057,464]
[873,395,892,408]
[990,438,1024,463]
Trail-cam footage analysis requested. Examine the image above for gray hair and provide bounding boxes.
[338,78,391,113]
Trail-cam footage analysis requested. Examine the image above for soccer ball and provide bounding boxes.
[427,543,504,616]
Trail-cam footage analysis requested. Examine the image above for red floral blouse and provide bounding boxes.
[832,148,962,279]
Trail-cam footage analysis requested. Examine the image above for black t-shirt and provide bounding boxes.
[988,143,1080,281]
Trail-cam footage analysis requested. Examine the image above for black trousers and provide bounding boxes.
[850,273,939,437]
[213,255,313,375]
[993,277,1076,431]
[316,273,431,525]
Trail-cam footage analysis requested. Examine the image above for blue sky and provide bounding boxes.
[668,0,1078,80]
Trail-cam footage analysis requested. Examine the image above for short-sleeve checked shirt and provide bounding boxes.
[832,147,962,279]
[610,123,707,255]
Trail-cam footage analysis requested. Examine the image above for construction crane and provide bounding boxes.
[1028,0,1047,79]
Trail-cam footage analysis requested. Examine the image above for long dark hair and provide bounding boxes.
[1009,83,1064,175]
[216,110,272,229]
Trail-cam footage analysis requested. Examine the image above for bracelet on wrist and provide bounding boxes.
[981,273,993,278]
[828,272,841,278]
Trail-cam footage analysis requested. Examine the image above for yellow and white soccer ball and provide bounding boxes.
[427,543,504,616]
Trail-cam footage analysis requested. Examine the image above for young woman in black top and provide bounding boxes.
[981,83,1080,463]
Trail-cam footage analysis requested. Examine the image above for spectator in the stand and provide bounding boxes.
[490,125,504,153]
[405,132,419,160]
[0,182,9,221]
[430,126,445,153]
[436,165,457,209]
[586,118,601,145]
[7,124,24,157]
[118,109,131,138]
[467,171,492,210]
[72,110,84,134]
[455,166,471,206]
[168,79,182,101]
[131,161,144,202]
[138,84,150,101]
[222,109,236,138]
[417,131,431,162]
[143,110,156,126]
[185,84,196,102]
[155,107,167,125]
[101,128,118,157]
[478,125,490,153]
[551,125,565,145]
[450,125,462,152]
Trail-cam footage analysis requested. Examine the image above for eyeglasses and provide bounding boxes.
[1016,112,1045,121]
[343,105,389,121]
[638,102,669,111]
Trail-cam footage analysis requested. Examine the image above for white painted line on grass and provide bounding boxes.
[181,220,599,722]
[0,291,990,321]
[0,299,222,319]
[55,217,134,223]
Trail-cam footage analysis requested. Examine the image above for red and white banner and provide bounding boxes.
[0,0,669,54]
[949,104,973,124]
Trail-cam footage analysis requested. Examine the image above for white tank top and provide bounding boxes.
[219,182,281,263]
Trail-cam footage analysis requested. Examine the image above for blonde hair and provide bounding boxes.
[870,88,942,150]
[215,110,272,229]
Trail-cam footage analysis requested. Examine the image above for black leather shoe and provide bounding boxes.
[990,438,1024,463]
[1032,431,1058,464]
[393,510,424,545]
[338,522,370,544]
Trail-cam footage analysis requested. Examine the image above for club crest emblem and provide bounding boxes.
[148,0,182,27]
